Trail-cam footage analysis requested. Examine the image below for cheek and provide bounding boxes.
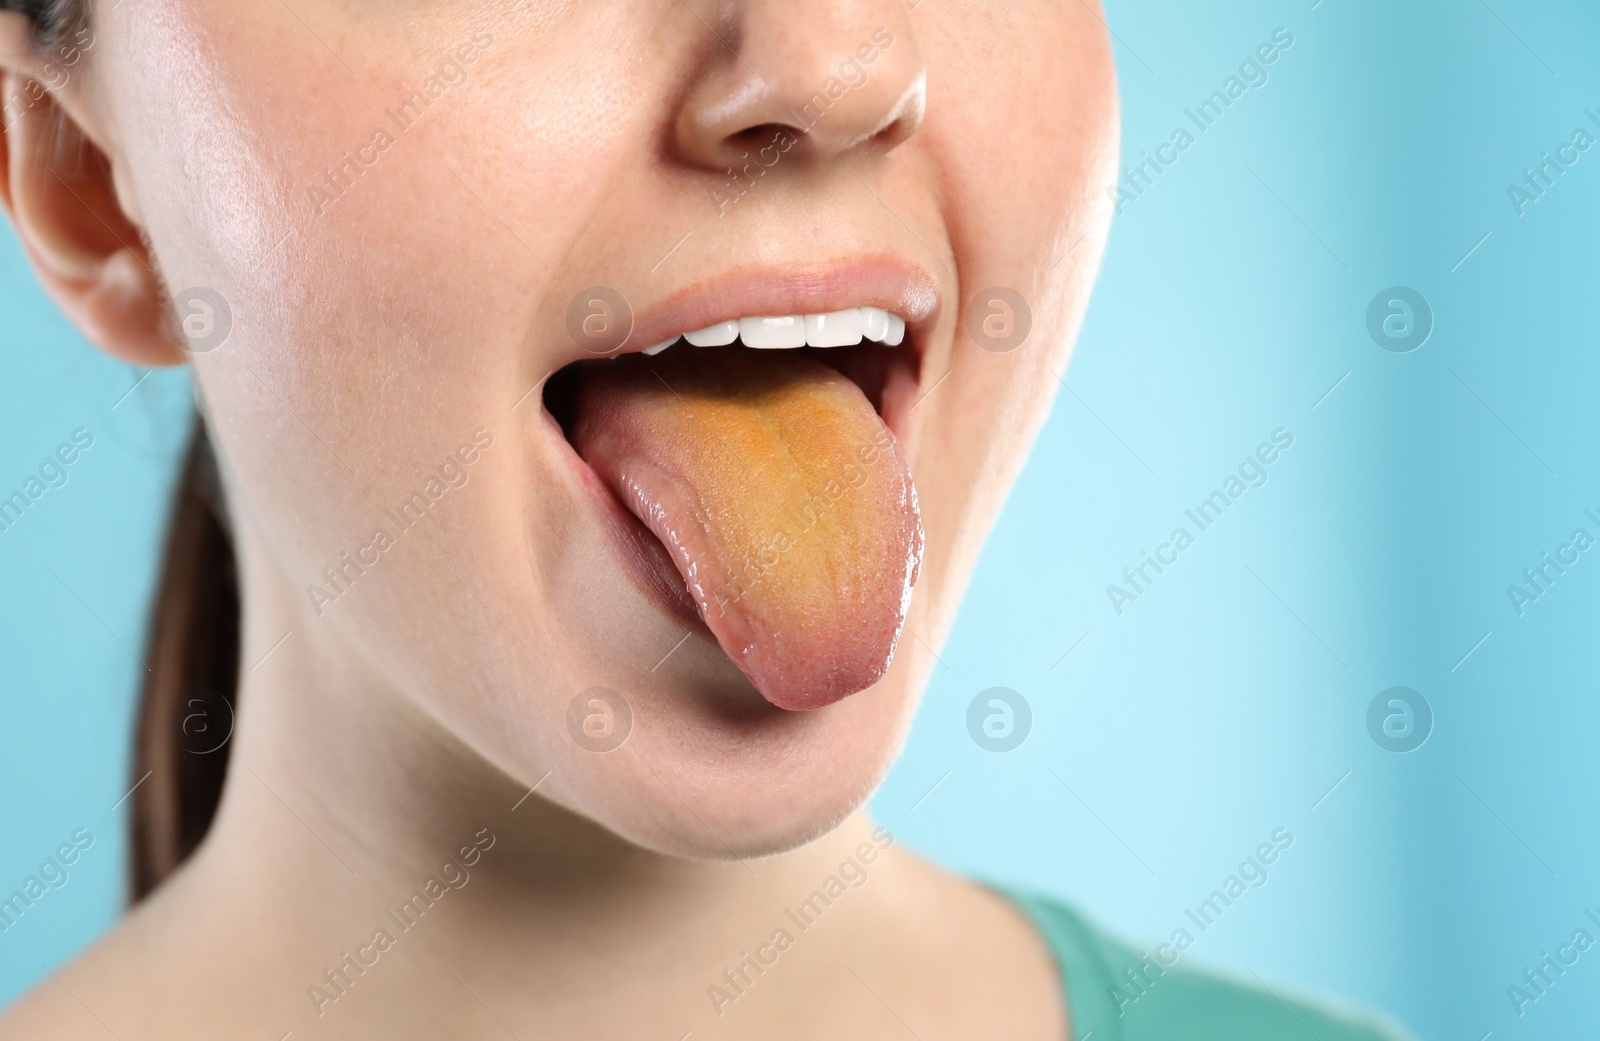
[116,4,701,781]
[922,1,1119,297]
[118,2,658,557]
[904,1,1118,630]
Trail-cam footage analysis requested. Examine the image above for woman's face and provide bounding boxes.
[88,0,1116,855]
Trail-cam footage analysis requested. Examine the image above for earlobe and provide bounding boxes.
[0,63,185,368]
[76,245,178,364]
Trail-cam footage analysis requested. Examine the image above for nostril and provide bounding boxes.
[864,120,906,154]
[727,122,800,153]
[736,122,790,142]
[866,90,925,153]
[674,14,926,172]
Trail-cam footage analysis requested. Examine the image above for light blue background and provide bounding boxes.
[5,0,1600,1036]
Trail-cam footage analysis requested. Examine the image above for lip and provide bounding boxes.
[619,255,941,358]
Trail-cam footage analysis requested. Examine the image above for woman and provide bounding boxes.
[0,0,1407,1037]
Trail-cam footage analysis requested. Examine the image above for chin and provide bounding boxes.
[437,260,948,858]
[524,641,927,861]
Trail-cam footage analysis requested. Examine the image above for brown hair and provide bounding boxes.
[4,0,241,900]
[0,0,88,47]
[130,420,239,900]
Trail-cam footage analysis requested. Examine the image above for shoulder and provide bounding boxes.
[0,863,217,1041]
[998,888,1413,1041]
[0,970,111,1041]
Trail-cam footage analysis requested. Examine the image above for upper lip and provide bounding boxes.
[599,254,940,359]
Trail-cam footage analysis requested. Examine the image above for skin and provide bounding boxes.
[0,1,1117,1038]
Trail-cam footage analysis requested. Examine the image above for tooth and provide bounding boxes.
[805,308,865,348]
[883,313,906,347]
[739,315,807,349]
[861,306,891,342]
[641,337,677,356]
[684,320,739,347]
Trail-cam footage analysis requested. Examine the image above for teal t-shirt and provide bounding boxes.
[1000,889,1411,1041]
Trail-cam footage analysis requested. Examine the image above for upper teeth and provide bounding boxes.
[639,306,906,355]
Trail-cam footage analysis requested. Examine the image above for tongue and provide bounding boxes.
[569,348,922,711]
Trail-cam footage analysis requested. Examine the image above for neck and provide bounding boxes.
[172,543,907,1038]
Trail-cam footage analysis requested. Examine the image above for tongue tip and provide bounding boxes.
[757,681,874,713]
[743,645,898,712]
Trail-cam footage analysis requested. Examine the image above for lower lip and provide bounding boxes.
[539,398,712,637]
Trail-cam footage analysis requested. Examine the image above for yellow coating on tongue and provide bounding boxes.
[571,350,922,710]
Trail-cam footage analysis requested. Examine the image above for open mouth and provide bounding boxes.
[544,301,927,712]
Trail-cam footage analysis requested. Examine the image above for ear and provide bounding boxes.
[0,13,185,367]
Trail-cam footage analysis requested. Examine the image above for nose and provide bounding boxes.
[673,0,926,171]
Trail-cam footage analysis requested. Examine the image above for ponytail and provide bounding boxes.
[129,418,239,901]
